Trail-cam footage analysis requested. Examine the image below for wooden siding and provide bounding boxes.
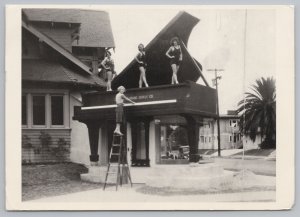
[22,128,71,164]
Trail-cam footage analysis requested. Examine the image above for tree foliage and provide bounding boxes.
[237,77,276,148]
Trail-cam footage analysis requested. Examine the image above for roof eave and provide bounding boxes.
[23,79,106,89]
[22,21,93,76]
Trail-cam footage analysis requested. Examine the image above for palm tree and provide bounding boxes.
[237,77,276,148]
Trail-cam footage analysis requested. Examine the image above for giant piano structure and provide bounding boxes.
[73,11,217,166]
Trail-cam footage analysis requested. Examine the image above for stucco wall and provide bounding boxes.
[69,92,91,165]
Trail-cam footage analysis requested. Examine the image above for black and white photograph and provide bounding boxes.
[5,5,294,210]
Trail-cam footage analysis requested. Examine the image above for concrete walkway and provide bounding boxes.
[28,184,275,203]
[29,172,276,203]
[214,158,276,176]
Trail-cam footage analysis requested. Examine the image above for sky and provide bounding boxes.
[107,8,276,114]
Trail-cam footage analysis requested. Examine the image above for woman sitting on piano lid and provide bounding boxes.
[166,37,183,85]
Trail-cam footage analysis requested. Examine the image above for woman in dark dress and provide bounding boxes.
[101,51,115,91]
[166,37,183,84]
[135,43,149,88]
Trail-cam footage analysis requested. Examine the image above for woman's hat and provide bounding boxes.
[170,36,180,45]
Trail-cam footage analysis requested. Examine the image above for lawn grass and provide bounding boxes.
[22,163,103,201]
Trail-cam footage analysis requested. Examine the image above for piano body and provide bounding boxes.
[73,11,217,166]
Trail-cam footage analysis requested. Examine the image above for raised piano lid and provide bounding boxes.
[111,11,209,89]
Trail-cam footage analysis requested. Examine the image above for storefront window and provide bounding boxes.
[160,125,189,162]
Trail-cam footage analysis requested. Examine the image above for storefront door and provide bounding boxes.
[131,119,150,166]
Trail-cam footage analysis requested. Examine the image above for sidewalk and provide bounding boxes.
[214,158,276,176]
[28,183,275,203]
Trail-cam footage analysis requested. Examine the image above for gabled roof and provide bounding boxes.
[72,10,115,48]
[22,21,93,75]
[22,59,106,88]
[112,11,209,89]
[23,9,115,48]
[22,9,81,24]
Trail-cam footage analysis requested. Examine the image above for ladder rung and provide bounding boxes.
[113,134,123,137]
[111,153,120,155]
[112,144,121,147]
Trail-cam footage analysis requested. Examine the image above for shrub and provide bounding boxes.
[50,138,70,162]
[22,135,32,149]
[259,138,276,149]
[39,131,52,152]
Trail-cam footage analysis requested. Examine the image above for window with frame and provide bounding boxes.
[51,95,64,126]
[22,93,67,128]
[22,95,27,125]
[233,134,237,143]
[230,120,238,128]
[32,95,46,126]
[200,136,204,143]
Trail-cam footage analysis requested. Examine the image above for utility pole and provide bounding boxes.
[207,69,224,157]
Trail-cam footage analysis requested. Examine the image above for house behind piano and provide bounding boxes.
[21,9,115,164]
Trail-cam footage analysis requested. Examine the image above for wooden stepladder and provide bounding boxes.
[103,134,133,191]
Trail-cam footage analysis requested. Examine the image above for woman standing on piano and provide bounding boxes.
[101,50,115,91]
[166,37,182,84]
[135,43,149,88]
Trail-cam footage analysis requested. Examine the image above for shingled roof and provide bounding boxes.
[22,21,93,75]
[23,9,115,48]
[22,9,81,24]
[72,10,115,48]
[22,59,106,88]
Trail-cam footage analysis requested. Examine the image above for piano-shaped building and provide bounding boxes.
[73,11,217,167]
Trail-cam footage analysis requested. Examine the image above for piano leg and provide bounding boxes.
[86,122,101,164]
[184,115,200,163]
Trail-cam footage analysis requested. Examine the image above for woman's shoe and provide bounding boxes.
[114,131,123,135]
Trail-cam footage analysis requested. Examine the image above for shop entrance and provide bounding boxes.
[130,119,150,167]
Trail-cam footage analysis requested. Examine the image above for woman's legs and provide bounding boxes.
[106,71,112,91]
[175,65,180,84]
[139,72,142,88]
[171,64,178,84]
[139,66,149,88]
